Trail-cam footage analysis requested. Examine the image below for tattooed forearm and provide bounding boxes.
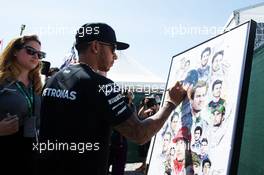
[114,102,175,145]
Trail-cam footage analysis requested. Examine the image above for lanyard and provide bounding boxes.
[15,82,34,117]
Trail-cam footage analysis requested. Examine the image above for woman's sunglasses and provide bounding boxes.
[23,45,46,59]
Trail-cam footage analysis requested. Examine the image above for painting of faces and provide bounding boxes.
[147,22,253,175]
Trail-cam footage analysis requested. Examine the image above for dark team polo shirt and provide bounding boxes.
[0,80,41,136]
[39,64,132,175]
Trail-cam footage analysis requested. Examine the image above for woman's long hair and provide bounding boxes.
[0,35,43,95]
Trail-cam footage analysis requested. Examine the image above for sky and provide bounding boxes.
[0,0,263,81]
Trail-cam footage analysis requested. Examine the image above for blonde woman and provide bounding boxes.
[0,35,45,174]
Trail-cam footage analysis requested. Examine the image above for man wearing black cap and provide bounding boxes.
[38,22,187,175]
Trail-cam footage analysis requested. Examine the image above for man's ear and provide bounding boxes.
[90,41,99,54]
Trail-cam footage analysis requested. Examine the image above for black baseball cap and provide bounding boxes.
[75,23,129,50]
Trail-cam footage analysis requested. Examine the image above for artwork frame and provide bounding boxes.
[147,20,256,175]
